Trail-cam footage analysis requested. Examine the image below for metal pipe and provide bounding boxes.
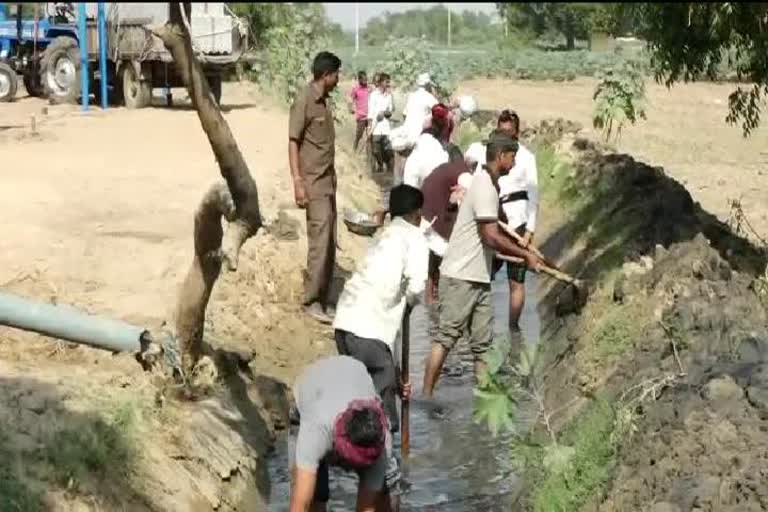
[97,2,107,109]
[0,291,147,353]
[78,2,88,111]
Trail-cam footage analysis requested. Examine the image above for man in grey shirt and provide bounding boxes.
[422,132,542,398]
[289,355,397,511]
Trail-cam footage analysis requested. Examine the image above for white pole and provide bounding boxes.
[355,2,359,55]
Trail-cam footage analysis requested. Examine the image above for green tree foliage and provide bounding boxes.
[229,3,348,49]
[363,6,495,47]
[622,3,768,136]
[497,3,604,50]
[373,37,456,100]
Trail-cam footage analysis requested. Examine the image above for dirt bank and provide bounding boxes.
[512,120,768,511]
[0,82,379,510]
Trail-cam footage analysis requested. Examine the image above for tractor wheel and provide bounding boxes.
[121,64,151,109]
[207,74,222,106]
[23,63,45,98]
[0,62,18,102]
[41,36,81,104]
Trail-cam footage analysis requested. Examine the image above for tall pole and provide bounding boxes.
[78,2,89,111]
[447,8,451,48]
[97,2,107,109]
[354,2,359,55]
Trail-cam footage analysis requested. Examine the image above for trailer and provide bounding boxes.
[0,2,247,107]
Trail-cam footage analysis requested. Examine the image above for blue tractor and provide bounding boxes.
[0,3,247,106]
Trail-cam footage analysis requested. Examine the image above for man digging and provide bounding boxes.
[288,356,399,512]
[289,51,343,325]
[333,184,428,509]
[422,132,542,398]
[466,110,540,353]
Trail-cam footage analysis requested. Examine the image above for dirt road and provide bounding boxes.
[459,78,768,242]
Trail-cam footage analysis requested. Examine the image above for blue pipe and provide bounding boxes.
[0,291,147,353]
[78,2,88,111]
[0,3,5,22]
[97,2,107,109]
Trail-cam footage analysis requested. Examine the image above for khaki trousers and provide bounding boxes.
[304,194,337,306]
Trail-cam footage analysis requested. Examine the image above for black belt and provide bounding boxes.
[500,190,528,204]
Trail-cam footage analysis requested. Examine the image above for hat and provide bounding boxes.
[464,142,486,167]
[416,73,433,87]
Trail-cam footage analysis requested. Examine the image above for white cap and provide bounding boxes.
[458,95,477,116]
[464,141,486,167]
[416,72,433,87]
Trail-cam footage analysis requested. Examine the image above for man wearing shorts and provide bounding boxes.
[465,111,540,347]
[288,356,399,511]
[422,133,542,397]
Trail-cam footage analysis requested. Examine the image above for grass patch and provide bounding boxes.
[592,305,638,358]
[531,399,618,512]
[43,400,140,490]
[0,433,41,512]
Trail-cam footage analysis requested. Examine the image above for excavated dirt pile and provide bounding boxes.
[526,125,768,512]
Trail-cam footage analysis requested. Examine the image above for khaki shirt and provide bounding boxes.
[289,82,336,198]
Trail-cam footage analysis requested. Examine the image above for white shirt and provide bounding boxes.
[466,141,539,232]
[402,87,438,145]
[333,217,429,353]
[402,132,448,189]
[498,143,539,232]
[367,89,394,137]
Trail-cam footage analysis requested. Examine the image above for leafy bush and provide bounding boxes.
[250,6,331,106]
[592,59,647,142]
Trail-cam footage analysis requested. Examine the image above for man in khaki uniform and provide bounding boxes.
[289,51,342,324]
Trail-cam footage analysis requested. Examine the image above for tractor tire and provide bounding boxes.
[23,64,45,98]
[207,74,222,106]
[0,62,18,102]
[121,64,152,109]
[41,36,81,104]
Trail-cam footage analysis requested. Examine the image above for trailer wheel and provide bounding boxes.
[121,64,151,109]
[0,62,18,102]
[207,75,222,106]
[41,36,81,104]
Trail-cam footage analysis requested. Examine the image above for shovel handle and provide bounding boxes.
[496,253,578,285]
[498,221,560,271]
[400,304,412,461]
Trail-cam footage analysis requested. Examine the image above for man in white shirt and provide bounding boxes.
[402,102,453,189]
[367,73,395,174]
[392,72,439,184]
[464,111,539,338]
[333,184,427,507]
[422,133,542,398]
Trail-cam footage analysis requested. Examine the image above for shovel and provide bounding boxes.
[495,253,589,314]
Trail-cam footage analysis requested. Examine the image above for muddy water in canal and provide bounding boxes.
[267,270,540,511]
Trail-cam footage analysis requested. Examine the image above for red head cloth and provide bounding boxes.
[332,398,388,468]
[430,103,454,142]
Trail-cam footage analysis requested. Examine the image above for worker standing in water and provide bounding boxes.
[334,184,428,509]
[422,132,541,398]
[466,110,539,353]
[288,356,399,511]
[288,51,342,325]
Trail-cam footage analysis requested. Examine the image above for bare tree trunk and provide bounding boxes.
[152,10,262,374]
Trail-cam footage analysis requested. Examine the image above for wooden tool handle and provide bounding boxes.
[498,221,555,267]
[496,253,577,285]
[400,304,412,460]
